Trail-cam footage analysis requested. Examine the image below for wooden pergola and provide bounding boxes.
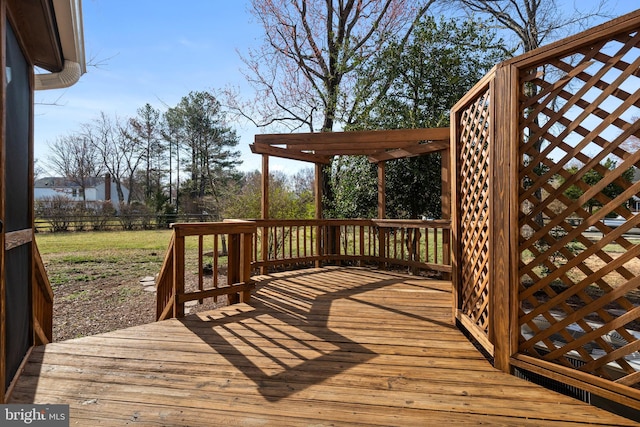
[250,127,451,220]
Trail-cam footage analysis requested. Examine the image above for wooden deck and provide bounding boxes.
[9,267,636,426]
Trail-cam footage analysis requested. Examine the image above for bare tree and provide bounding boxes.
[33,158,46,181]
[452,0,610,53]
[452,0,612,228]
[85,112,145,204]
[230,0,436,133]
[47,134,104,202]
[229,0,435,219]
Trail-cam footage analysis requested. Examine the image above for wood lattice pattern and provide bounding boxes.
[518,28,640,388]
[458,86,491,337]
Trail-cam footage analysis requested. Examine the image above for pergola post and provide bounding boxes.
[377,161,386,219]
[315,163,323,268]
[260,155,269,274]
[315,163,323,220]
[261,155,269,219]
[377,161,386,269]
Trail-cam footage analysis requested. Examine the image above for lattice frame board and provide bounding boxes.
[515,21,640,394]
[455,83,493,351]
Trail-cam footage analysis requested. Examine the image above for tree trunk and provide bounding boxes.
[116,180,125,203]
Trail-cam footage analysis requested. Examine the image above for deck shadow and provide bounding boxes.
[179,267,450,402]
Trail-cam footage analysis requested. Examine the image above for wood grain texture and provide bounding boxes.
[8,267,634,426]
[5,228,32,250]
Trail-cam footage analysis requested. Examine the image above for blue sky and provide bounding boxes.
[34,1,640,175]
[35,1,273,173]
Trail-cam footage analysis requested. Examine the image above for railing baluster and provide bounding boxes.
[241,232,253,303]
[261,226,268,275]
[315,223,321,268]
[241,219,450,275]
[304,224,308,258]
[213,234,219,302]
[359,226,365,266]
[198,235,204,304]
[173,234,185,318]
[434,226,439,264]
[426,227,431,264]
[289,224,293,259]
[282,225,286,259]
[227,233,240,305]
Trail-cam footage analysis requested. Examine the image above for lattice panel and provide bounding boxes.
[458,87,491,337]
[518,28,640,388]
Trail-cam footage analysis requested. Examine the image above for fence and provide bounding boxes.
[35,213,213,233]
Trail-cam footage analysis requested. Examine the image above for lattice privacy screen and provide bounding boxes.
[518,27,640,387]
[458,86,492,339]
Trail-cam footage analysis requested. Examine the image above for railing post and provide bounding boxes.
[172,234,185,318]
[442,227,451,281]
[227,232,241,305]
[240,232,253,303]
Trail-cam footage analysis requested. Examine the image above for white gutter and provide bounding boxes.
[34,60,82,90]
[34,0,86,91]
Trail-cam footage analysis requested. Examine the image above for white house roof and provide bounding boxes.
[35,176,106,189]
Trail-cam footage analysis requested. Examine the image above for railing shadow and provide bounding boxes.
[178,267,452,401]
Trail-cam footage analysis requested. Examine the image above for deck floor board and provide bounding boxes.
[9,267,636,426]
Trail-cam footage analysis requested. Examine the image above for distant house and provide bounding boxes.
[34,174,128,210]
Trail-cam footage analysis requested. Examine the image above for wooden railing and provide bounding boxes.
[32,242,53,345]
[156,218,452,321]
[156,221,256,321]
[251,219,451,275]
[375,219,451,275]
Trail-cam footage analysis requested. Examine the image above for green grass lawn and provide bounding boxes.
[35,229,175,254]
[37,229,231,341]
[36,230,178,341]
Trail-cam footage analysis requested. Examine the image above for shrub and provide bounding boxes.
[87,201,116,231]
[36,195,75,232]
[118,202,153,230]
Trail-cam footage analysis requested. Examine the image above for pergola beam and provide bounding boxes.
[368,140,450,163]
[253,128,451,223]
[250,143,332,164]
[255,127,449,145]
[253,129,449,162]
